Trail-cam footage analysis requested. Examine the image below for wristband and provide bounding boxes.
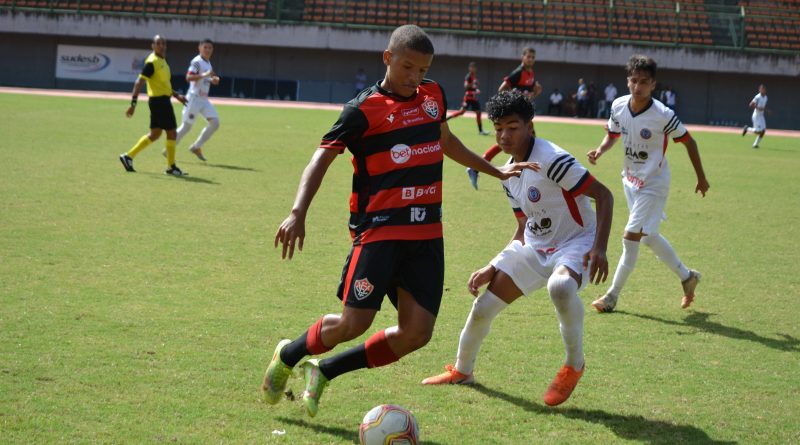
[130,96,138,107]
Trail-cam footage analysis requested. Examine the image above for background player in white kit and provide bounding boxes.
[742,84,768,149]
[175,38,220,161]
[587,55,709,313]
[422,90,613,407]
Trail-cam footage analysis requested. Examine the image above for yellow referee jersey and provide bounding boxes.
[139,52,173,98]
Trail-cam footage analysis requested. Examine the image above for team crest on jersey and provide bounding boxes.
[422,97,439,119]
[640,128,652,139]
[353,278,374,300]
[527,186,541,202]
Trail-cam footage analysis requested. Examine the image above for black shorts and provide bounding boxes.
[148,95,177,130]
[336,238,445,317]
[462,99,481,111]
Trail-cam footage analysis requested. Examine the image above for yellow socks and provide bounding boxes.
[165,139,176,166]
[127,135,152,158]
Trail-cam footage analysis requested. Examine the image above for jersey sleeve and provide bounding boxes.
[319,104,368,154]
[503,183,524,217]
[662,109,689,142]
[606,107,621,137]
[188,59,201,75]
[437,83,448,123]
[140,62,155,79]
[504,66,522,87]
[545,150,595,197]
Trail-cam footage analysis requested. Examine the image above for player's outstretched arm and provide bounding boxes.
[681,136,710,197]
[440,122,539,179]
[275,148,338,260]
[581,180,613,284]
[126,78,146,117]
[586,134,617,165]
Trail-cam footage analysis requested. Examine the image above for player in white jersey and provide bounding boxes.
[587,55,709,313]
[422,91,613,407]
[175,38,220,161]
[742,84,768,148]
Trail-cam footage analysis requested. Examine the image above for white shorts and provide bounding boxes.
[624,185,667,235]
[182,95,218,124]
[490,235,593,296]
[751,113,766,132]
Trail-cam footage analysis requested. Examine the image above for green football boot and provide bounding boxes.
[301,359,329,417]
[261,339,293,404]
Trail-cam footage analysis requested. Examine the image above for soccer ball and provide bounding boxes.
[358,404,419,445]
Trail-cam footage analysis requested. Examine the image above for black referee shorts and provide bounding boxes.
[148,95,177,130]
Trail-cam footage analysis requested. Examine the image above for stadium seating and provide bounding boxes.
[742,1,800,51]
[3,0,797,52]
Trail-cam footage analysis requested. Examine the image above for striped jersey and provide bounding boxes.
[187,54,213,97]
[139,52,172,98]
[320,80,448,245]
[607,95,690,193]
[502,137,596,253]
[504,64,536,93]
[463,72,478,102]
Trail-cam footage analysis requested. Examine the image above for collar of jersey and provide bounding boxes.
[375,81,418,102]
[627,97,654,118]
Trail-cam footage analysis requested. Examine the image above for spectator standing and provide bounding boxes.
[548,88,563,116]
[576,78,588,117]
[354,67,368,96]
[599,82,617,118]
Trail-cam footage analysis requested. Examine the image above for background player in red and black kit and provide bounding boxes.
[446,62,489,136]
[262,25,536,418]
[467,46,543,189]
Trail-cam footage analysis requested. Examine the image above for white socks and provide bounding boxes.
[454,290,508,375]
[753,135,762,147]
[642,234,690,281]
[548,274,584,369]
[192,118,219,150]
[608,238,640,296]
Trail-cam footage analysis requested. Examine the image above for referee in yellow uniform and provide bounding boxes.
[120,35,188,176]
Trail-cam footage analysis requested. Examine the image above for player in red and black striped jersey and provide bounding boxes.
[467,47,544,190]
[446,62,489,135]
[262,25,537,418]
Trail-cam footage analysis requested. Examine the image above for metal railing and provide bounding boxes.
[3,1,799,53]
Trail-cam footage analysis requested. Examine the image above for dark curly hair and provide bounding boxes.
[626,55,657,78]
[487,90,535,122]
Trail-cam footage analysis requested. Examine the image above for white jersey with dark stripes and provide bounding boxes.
[607,95,688,193]
[502,137,597,253]
[187,55,213,97]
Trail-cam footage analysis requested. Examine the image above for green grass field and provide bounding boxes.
[1,92,798,444]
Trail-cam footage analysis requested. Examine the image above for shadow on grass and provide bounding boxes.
[146,172,220,185]
[616,310,799,352]
[276,417,448,445]
[204,163,260,172]
[469,384,736,444]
